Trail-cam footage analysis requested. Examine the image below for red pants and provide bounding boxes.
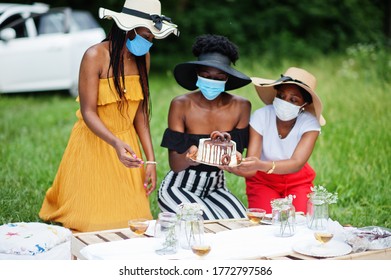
[245,163,316,213]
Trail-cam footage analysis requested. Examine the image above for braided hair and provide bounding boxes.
[105,23,151,120]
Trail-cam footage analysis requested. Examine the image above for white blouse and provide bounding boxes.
[249,105,321,161]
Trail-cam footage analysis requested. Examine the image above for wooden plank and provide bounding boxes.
[218,219,253,230]
[116,230,134,240]
[98,232,127,242]
[71,236,88,260]
[204,222,231,233]
[73,227,127,236]
[77,234,107,246]
[204,218,247,224]
[204,227,216,234]
[267,256,294,260]
[284,252,319,260]
[331,248,391,260]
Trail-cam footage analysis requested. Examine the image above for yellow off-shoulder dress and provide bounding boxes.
[39,76,153,232]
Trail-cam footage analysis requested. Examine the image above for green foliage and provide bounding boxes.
[6,1,388,66]
[154,0,387,61]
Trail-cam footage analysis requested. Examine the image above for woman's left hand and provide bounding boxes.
[143,163,157,196]
[219,151,242,173]
[236,156,261,172]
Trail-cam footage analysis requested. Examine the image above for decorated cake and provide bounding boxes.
[196,131,238,166]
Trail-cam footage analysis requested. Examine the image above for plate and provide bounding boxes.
[189,157,241,167]
[292,240,352,258]
[261,213,307,225]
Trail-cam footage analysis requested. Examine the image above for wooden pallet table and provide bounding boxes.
[71,219,391,260]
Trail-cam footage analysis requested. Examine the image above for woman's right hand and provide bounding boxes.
[114,140,143,168]
[186,145,199,166]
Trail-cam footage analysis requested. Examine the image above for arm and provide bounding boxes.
[223,126,262,177]
[240,130,319,175]
[78,46,142,168]
[236,98,252,129]
[166,97,199,173]
[219,97,253,175]
[134,100,156,196]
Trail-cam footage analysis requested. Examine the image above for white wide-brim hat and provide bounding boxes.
[99,0,179,39]
[252,67,326,126]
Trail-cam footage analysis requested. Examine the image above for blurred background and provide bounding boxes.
[2,0,390,71]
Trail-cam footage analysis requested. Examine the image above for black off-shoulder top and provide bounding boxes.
[160,127,249,172]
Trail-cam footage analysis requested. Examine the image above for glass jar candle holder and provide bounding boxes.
[306,193,329,231]
[154,212,178,255]
[271,198,296,237]
[179,213,204,250]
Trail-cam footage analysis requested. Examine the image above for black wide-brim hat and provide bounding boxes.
[173,52,251,91]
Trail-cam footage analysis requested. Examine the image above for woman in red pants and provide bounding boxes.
[223,67,326,213]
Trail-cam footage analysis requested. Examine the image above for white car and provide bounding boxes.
[0,3,106,96]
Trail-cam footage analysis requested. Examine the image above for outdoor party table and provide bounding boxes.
[71,218,391,260]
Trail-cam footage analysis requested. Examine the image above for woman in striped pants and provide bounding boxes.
[157,34,251,220]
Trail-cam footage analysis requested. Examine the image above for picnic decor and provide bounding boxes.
[306,185,338,230]
[271,195,296,237]
[154,212,178,255]
[176,203,204,250]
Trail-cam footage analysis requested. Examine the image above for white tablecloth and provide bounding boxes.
[80,220,346,260]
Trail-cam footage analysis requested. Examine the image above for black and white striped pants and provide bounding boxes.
[158,169,247,220]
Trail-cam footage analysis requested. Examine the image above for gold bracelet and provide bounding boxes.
[266,161,275,174]
[145,161,157,165]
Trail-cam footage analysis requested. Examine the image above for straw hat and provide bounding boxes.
[174,52,251,91]
[251,67,326,126]
[99,0,179,39]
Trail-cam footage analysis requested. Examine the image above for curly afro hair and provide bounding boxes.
[192,34,239,65]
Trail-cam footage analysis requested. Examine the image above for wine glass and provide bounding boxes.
[314,231,334,246]
[190,226,211,258]
[191,243,211,258]
[246,208,266,224]
[128,219,149,236]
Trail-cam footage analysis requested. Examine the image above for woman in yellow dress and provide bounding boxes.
[39,0,179,232]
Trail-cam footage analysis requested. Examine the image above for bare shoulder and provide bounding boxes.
[82,41,109,64]
[229,93,250,103]
[227,93,251,110]
[80,41,109,77]
[170,92,193,107]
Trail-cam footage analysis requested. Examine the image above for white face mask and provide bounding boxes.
[273,97,305,121]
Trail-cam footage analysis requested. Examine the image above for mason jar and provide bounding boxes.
[306,193,329,230]
[154,212,178,255]
[271,198,296,237]
[178,213,204,250]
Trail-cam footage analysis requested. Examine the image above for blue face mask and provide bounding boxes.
[126,32,153,56]
[196,76,226,100]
